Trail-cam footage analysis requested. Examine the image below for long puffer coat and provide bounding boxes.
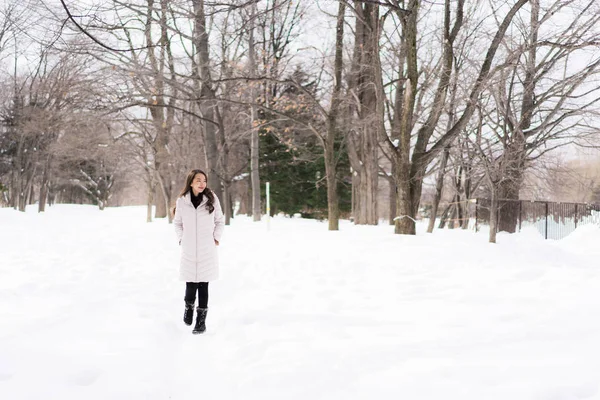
[174,191,224,282]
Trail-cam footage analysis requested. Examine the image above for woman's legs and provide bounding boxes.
[196,282,209,308]
[185,282,199,305]
[185,282,208,306]
[183,282,199,326]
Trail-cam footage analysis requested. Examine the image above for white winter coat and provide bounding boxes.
[174,191,224,282]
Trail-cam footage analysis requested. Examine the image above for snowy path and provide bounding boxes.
[1,205,600,399]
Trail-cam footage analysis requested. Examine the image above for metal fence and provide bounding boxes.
[472,198,600,240]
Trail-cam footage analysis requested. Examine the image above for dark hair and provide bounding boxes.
[175,169,215,214]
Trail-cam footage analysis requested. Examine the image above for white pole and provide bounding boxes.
[266,182,271,231]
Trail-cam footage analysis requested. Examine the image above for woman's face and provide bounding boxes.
[191,173,207,194]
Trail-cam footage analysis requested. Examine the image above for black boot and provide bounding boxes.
[183,302,194,326]
[192,307,208,334]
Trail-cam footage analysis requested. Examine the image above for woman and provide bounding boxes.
[173,169,224,334]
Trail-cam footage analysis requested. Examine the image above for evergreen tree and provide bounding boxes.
[258,67,351,219]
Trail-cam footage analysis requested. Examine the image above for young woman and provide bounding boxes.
[173,169,224,334]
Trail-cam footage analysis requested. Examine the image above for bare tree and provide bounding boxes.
[0,44,103,211]
[468,105,519,243]
[482,0,600,233]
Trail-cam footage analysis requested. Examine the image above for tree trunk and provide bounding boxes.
[223,181,232,225]
[246,179,252,217]
[247,1,261,222]
[323,0,345,231]
[48,182,55,206]
[395,160,414,234]
[39,181,48,212]
[497,163,524,233]
[10,170,18,209]
[497,135,526,233]
[250,121,261,221]
[357,127,378,225]
[237,184,248,216]
[461,149,472,229]
[19,165,36,212]
[192,0,223,203]
[351,169,360,222]
[144,0,172,220]
[28,181,35,206]
[154,184,166,218]
[347,2,380,226]
[427,146,450,233]
[38,155,51,213]
[215,106,232,225]
[438,203,451,229]
[489,187,498,243]
[146,175,154,223]
[393,0,419,234]
[13,133,25,210]
[155,170,172,222]
[457,198,464,229]
[324,136,339,230]
[388,175,396,226]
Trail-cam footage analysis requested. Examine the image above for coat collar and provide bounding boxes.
[182,191,209,206]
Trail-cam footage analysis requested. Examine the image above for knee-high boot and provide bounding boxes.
[192,308,208,334]
[183,302,194,326]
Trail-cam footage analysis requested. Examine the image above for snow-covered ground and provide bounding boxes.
[1,204,600,400]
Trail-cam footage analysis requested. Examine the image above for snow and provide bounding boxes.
[1,204,600,399]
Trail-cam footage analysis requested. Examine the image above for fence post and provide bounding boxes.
[574,204,578,229]
[545,202,549,240]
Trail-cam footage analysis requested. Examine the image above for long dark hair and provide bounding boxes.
[176,169,215,214]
